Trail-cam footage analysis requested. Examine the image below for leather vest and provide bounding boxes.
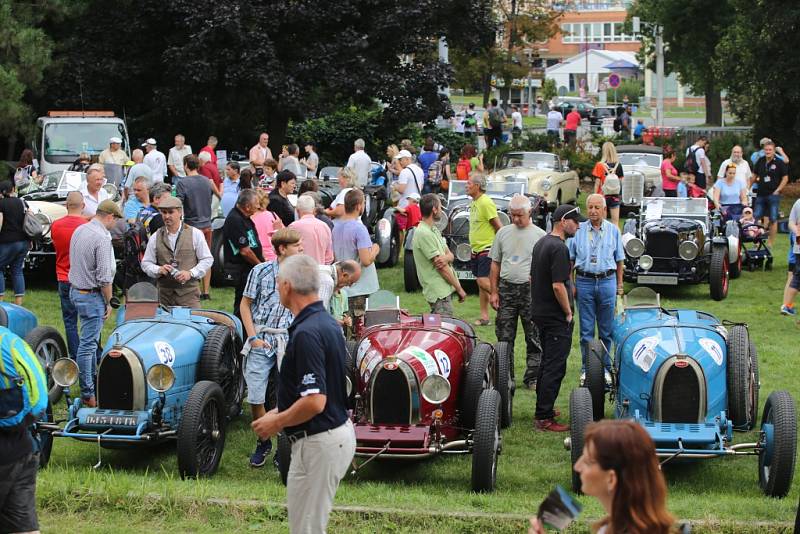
[154,224,199,291]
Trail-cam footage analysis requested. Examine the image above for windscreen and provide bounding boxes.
[619,153,661,168]
[500,153,557,170]
[43,122,128,163]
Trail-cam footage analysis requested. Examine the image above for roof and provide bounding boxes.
[604,59,639,69]
[546,50,639,75]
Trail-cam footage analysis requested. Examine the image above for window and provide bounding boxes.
[603,23,612,42]
[613,22,624,42]
[561,20,638,44]
[592,23,602,43]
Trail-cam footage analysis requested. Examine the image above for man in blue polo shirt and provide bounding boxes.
[567,194,624,387]
[251,254,355,534]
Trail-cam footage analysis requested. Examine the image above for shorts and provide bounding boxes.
[471,252,491,278]
[789,262,796,274]
[395,212,409,231]
[244,346,276,405]
[695,173,707,189]
[604,194,620,209]
[201,226,212,247]
[790,265,800,291]
[483,128,492,137]
[0,452,39,533]
[753,194,780,223]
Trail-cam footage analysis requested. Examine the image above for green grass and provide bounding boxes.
[26,216,800,531]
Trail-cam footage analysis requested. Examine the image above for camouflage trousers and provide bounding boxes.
[495,280,542,387]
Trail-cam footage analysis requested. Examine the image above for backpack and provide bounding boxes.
[612,116,622,132]
[463,112,477,129]
[488,107,503,128]
[0,326,47,428]
[14,166,31,190]
[427,160,444,186]
[120,210,157,291]
[456,158,472,180]
[685,146,700,173]
[601,162,621,195]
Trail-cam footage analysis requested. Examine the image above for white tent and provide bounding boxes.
[546,50,639,94]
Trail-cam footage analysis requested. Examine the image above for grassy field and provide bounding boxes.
[26,212,800,532]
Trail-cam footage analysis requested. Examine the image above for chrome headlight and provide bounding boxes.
[625,237,645,258]
[455,242,472,262]
[497,212,511,226]
[420,374,451,404]
[34,212,52,238]
[146,364,175,393]
[52,358,79,387]
[540,178,552,191]
[639,254,654,271]
[678,240,699,261]
[433,214,448,232]
[345,376,353,397]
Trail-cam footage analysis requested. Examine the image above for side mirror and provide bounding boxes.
[561,160,570,170]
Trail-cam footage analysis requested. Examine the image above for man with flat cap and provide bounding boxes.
[141,195,213,308]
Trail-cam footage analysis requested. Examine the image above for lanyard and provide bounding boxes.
[165,225,184,262]
[587,224,604,257]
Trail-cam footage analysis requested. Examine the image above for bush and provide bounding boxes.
[286,107,382,166]
[612,79,643,104]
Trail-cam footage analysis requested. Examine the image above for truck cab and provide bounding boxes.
[33,111,130,175]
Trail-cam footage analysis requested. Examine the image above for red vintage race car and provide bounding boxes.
[276,291,514,493]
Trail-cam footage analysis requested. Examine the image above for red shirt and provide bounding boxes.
[51,215,88,282]
[200,161,222,188]
[200,145,217,166]
[406,203,422,228]
[565,110,581,131]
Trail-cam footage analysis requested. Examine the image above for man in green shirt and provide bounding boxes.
[467,173,502,326]
[413,194,467,316]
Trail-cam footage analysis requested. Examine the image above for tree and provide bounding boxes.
[36,0,494,154]
[715,0,800,175]
[632,0,733,126]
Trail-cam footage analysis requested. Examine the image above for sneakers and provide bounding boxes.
[250,439,273,467]
[579,371,586,387]
[781,305,797,316]
[534,418,569,432]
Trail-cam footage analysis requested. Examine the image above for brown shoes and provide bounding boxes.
[534,418,569,432]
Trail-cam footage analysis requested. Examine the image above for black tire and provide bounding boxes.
[36,401,54,469]
[726,326,756,430]
[709,245,729,301]
[276,432,291,486]
[750,340,760,425]
[460,343,494,430]
[177,381,227,479]
[758,391,797,498]
[381,226,400,268]
[345,340,358,407]
[198,325,244,420]
[471,388,501,493]
[569,388,593,493]
[494,341,514,428]
[25,326,67,406]
[729,241,742,279]
[584,340,606,421]
[210,229,229,287]
[404,250,420,292]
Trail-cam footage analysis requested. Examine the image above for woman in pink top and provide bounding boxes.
[660,149,680,197]
[251,189,283,260]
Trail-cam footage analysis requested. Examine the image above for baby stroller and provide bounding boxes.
[740,221,773,271]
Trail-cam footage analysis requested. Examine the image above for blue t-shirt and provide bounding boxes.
[677,181,688,198]
[123,197,144,220]
[332,219,379,297]
[714,178,745,205]
[221,177,240,217]
[417,151,438,178]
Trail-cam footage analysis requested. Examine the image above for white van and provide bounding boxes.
[33,111,130,176]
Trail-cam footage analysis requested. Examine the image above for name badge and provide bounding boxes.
[590,255,598,264]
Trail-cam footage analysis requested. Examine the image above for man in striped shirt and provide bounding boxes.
[68,199,123,407]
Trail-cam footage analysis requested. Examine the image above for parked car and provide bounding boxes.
[553,98,594,119]
[276,290,510,492]
[621,197,740,300]
[616,145,664,215]
[38,283,244,478]
[402,180,546,292]
[487,152,579,209]
[568,288,796,498]
[588,106,619,130]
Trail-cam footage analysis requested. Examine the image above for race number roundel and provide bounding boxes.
[154,341,176,367]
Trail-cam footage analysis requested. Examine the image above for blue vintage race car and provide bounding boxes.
[567,288,796,498]
[40,283,244,478]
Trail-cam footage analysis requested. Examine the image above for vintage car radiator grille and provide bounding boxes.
[98,355,135,410]
[652,357,706,424]
[371,367,412,425]
[646,232,678,258]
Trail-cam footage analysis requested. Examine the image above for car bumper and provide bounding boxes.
[353,423,468,459]
[624,257,707,284]
[40,404,171,443]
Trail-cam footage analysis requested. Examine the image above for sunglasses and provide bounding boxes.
[560,206,580,222]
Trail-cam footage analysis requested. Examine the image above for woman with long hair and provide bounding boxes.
[0,181,30,305]
[593,141,625,225]
[15,149,40,192]
[531,419,675,534]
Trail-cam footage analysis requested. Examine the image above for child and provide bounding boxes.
[686,173,705,199]
[633,119,645,139]
[740,206,765,239]
[396,192,422,229]
[677,171,689,198]
[258,158,279,188]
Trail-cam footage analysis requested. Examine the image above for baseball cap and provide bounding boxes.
[743,206,753,214]
[552,204,586,223]
[407,192,421,202]
[394,149,413,160]
[141,138,157,146]
[97,199,123,218]
[157,196,183,210]
[759,137,772,147]
[109,136,122,144]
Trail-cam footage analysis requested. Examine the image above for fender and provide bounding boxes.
[405,226,416,251]
[374,208,395,265]
[726,234,740,264]
[211,216,226,231]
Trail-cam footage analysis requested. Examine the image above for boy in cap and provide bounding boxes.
[395,192,422,230]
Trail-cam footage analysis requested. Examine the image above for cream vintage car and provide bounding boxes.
[616,145,664,215]
[487,151,579,208]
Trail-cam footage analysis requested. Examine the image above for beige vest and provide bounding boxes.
[154,224,199,293]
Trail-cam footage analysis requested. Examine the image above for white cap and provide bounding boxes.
[394,149,413,160]
[142,138,157,146]
[109,136,122,144]
[407,192,421,202]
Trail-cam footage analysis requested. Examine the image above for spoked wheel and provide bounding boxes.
[569,388,593,493]
[177,381,227,479]
[709,246,729,301]
[199,326,244,420]
[461,343,494,430]
[471,388,501,493]
[493,341,514,428]
[25,326,68,405]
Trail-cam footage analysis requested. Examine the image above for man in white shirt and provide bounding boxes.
[392,150,423,210]
[168,134,192,178]
[716,145,752,187]
[79,164,110,216]
[686,137,712,189]
[546,108,564,142]
[346,138,372,187]
[511,105,523,140]
[142,138,167,183]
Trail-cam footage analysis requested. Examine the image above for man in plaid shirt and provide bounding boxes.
[240,227,304,467]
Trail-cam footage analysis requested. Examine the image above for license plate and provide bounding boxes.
[85,414,137,426]
[637,275,678,285]
[456,270,476,280]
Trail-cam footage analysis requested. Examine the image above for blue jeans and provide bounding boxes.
[576,275,616,372]
[58,282,79,359]
[753,194,780,223]
[0,240,28,297]
[70,288,105,399]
